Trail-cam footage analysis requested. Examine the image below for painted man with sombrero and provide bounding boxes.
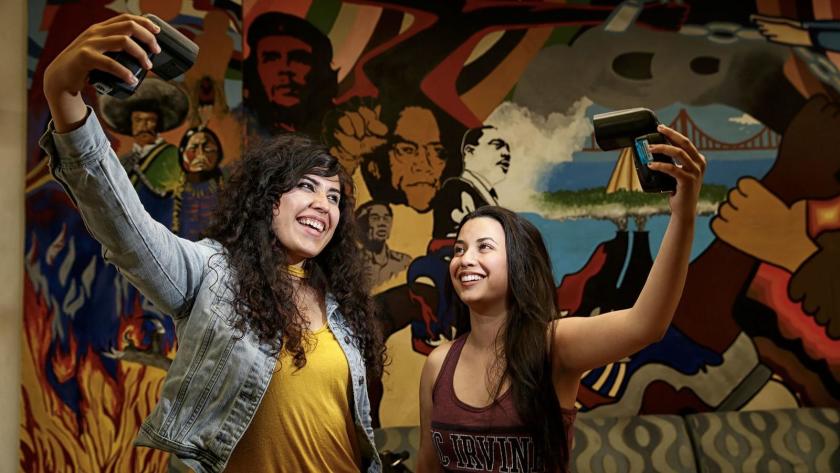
[99,78,189,229]
[96,78,191,374]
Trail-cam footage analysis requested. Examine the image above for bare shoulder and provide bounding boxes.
[421,340,455,386]
[547,317,582,370]
[550,318,589,406]
[548,317,575,342]
[423,340,454,371]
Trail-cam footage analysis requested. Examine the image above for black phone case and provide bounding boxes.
[88,43,152,98]
[89,14,198,98]
[593,108,677,193]
[593,108,659,150]
[633,132,677,193]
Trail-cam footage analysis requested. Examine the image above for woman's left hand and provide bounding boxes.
[648,124,707,221]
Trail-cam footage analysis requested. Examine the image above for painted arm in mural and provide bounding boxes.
[548,125,707,403]
[327,99,388,175]
[753,14,840,52]
[711,177,818,273]
[712,178,840,339]
[41,15,210,318]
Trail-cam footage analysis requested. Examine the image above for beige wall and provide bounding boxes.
[0,0,25,471]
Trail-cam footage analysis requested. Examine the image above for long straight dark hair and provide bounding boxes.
[449,206,568,471]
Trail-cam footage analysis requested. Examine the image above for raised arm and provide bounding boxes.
[550,124,707,375]
[44,14,161,133]
[41,15,211,317]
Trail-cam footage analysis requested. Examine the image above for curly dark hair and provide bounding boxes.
[204,133,385,377]
[449,206,569,471]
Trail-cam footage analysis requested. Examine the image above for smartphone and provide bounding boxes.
[90,14,198,98]
[633,133,676,193]
[593,107,659,150]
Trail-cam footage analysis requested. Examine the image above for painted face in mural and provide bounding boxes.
[366,204,393,243]
[131,111,159,146]
[181,131,220,173]
[450,217,509,313]
[388,107,446,212]
[256,35,313,108]
[271,174,341,264]
[465,127,511,186]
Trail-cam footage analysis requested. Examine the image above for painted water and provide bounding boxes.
[525,155,775,284]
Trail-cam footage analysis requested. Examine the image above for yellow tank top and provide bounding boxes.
[225,325,362,472]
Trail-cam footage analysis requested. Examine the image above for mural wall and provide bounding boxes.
[23,1,243,470]
[22,0,840,470]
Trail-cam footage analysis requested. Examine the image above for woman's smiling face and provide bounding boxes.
[271,173,342,264]
[450,216,509,312]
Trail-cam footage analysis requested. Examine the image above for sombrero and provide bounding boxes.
[99,78,189,135]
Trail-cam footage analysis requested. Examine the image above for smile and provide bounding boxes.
[297,217,325,233]
[460,273,485,283]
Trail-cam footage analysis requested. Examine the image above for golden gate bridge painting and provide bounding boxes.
[583,109,781,152]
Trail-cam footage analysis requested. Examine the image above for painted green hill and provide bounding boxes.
[537,184,728,221]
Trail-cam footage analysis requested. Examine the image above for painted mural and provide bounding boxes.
[22,0,840,470]
[23,1,243,471]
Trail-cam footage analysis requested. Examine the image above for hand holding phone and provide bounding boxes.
[89,14,198,98]
[633,133,677,193]
[592,108,677,193]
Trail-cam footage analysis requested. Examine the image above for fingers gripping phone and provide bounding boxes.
[632,132,677,193]
[592,108,677,193]
[89,14,198,98]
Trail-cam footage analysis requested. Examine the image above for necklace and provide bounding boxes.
[286,264,308,279]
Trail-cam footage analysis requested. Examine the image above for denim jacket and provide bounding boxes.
[40,108,381,473]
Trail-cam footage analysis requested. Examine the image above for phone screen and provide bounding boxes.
[634,136,652,166]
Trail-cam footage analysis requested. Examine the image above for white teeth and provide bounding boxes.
[298,217,325,232]
[460,274,484,282]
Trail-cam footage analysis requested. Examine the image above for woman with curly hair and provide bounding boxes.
[41,15,385,473]
[417,127,706,472]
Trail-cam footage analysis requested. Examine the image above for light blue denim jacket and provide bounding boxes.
[40,108,381,473]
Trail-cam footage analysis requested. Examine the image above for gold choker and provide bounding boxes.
[286,264,308,279]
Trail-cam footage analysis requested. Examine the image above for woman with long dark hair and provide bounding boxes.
[417,127,706,472]
[42,14,384,473]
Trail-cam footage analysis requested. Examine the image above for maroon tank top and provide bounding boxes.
[430,336,576,473]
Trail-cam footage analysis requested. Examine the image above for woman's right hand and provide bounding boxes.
[43,14,162,132]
